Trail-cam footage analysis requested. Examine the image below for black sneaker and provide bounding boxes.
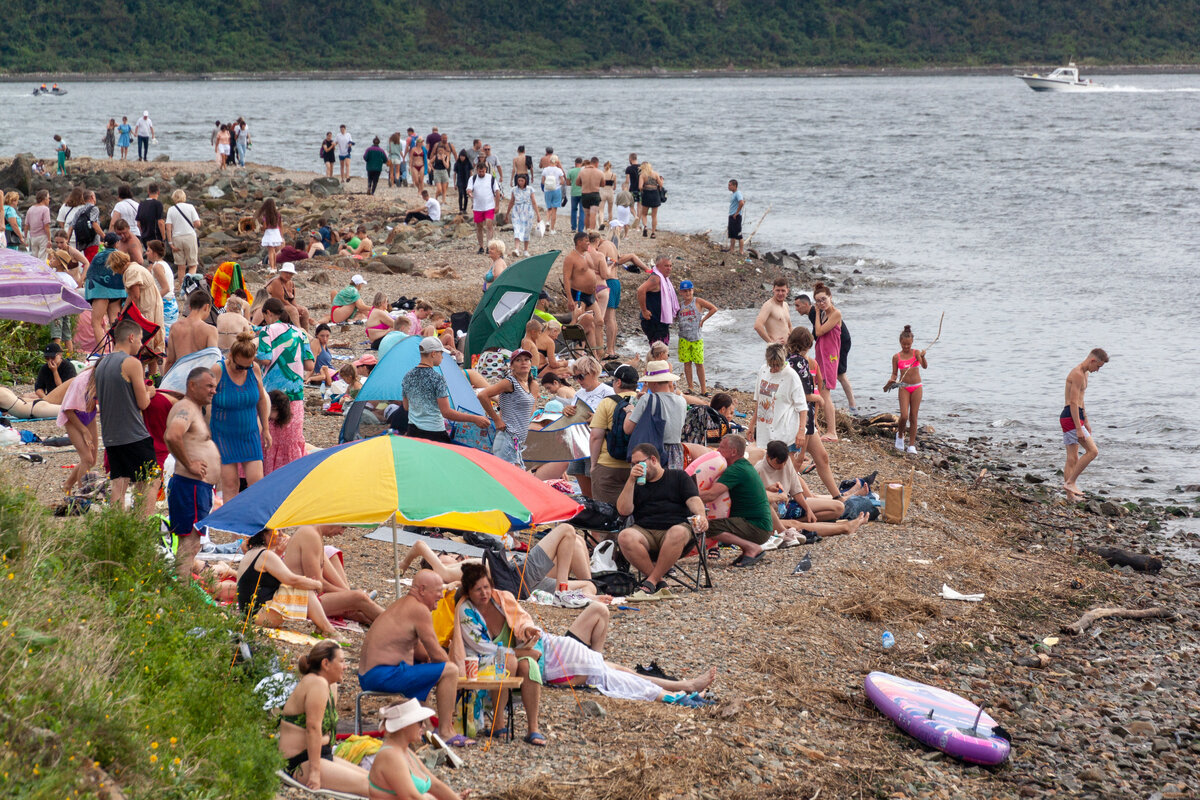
[477,247,485,254]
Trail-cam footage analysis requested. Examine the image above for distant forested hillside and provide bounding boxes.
[2,0,1197,73]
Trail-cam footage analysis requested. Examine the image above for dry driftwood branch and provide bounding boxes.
[1062,606,1174,635]
[1086,546,1163,574]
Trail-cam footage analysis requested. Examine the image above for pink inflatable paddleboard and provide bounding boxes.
[864,671,1011,765]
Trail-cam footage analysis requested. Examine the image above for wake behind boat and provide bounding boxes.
[32,84,68,96]
[1016,63,1100,92]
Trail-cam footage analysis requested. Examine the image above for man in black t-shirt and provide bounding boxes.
[616,443,709,597]
[32,342,76,399]
[134,183,166,246]
[622,152,641,222]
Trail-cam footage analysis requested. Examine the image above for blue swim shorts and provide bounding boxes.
[606,278,621,309]
[167,474,213,536]
[358,661,446,701]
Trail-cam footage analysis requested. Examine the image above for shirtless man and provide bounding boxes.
[358,571,467,746]
[1062,348,1108,500]
[163,367,221,582]
[112,219,144,265]
[538,146,556,171]
[164,291,218,371]
[754,278,793,345]
[576,157,606,231]
[283,525,385,624]
[562,232,601,350]
[511,145,531,187]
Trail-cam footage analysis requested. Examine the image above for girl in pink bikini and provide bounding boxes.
[888,325,928,454]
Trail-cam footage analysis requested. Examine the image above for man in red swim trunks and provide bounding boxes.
[1061,348,1108,501]
[467,161,499,255]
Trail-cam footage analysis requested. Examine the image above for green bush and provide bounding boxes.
[0,485,282,799]
[0,321,47,385]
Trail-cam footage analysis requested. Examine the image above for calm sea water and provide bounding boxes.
[3,75,1198,505]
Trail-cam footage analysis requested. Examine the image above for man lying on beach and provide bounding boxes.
[282,525,385,625]
[358,570,470,747]
[450,565,717,708]
[397,523,605,607]
[754,440,870,542]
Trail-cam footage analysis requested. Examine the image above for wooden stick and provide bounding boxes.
[744,204,773,250]
[924,312,945,350]
[1062,606,1174,636]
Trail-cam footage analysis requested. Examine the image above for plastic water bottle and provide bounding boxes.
[881,631,895,649]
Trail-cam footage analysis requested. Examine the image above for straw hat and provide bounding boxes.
[642,360,679,383]
[379,699,435,733]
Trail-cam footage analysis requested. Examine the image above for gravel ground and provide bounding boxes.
[2,156,1196,800]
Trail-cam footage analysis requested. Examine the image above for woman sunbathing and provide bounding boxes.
[235,528,339,638]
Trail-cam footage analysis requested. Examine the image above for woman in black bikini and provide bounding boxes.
[277,640,370,794]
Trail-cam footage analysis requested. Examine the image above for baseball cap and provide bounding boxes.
[103,232,120,247]
[279,262,296,274]
[43,342,62,358]
[351,274,367,286]
[418,336,447,354]
[613,365,639,386]
[510,348,533,360]
[679,280,694,290]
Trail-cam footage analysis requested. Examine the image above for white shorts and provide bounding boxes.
[218,144,231,155]
[1063,425,1091,447]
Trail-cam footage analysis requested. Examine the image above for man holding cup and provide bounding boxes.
[616,443,709,599]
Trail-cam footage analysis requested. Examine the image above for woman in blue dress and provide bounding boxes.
[116,116,133,161]
[209,330,270,501]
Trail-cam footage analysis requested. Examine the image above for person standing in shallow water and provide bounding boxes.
[1061,348,1108,501]
[887,325,927,455]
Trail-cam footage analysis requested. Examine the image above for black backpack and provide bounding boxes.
[590,570,638,597]
[73,205,96,247]
[681,404,728,445]
[603,394,633,462]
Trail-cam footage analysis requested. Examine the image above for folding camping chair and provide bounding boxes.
[88,303,163,362]
[630,525,713,593]
[558,323,595,360]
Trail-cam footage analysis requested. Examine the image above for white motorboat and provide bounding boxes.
[1016,63,1100,92]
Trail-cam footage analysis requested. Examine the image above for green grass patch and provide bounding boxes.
[0,483,281,799]
[0,321,46,385]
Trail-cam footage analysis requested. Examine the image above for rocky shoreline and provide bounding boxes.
[2,154,1197,799]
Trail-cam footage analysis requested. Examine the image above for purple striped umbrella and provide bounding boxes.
[0,248,90,324]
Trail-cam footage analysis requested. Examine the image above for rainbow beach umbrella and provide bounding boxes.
[196,434,582,585]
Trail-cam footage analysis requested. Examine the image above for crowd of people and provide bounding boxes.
[1,117,1116,799]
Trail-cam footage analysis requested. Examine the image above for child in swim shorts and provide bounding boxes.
[674,280,718,395]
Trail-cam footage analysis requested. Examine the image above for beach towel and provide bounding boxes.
[210,261,252,310]
[651,266,679,324]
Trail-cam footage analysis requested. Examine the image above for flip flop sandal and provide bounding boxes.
[733,551,766,568]
[524,732,548,746]
[444,733,475,748]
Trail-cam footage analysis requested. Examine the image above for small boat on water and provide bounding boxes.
[32,85,68,96]
[1015,63,1100,92]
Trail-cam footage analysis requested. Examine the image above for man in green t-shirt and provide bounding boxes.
[566,157,585,234]
[329,273,372,324]
[699,434,774,567]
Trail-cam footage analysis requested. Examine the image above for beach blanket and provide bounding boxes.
[363,526,485,558]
